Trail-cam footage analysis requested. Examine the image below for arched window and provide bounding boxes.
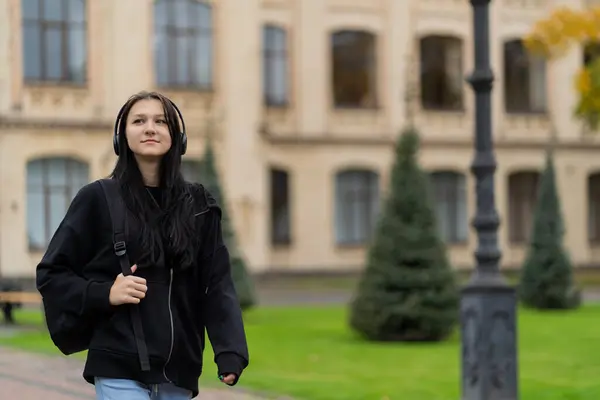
[420,35,463,110]
[331,30,377,108]
[334,169,379,245]
[430,171,468,242]
[508,171,540,243]
[504,39,547,113]
[27,157,89,249]
[22,0,87,82]
[154,0,213,88]
[270,168,291,245]
[588,173,600,242]
[263,25,289,106]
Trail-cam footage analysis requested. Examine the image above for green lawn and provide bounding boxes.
[2,305,600,400]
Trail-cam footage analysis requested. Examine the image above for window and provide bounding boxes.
[331,30,377,108]
[584,42,600,66]
[181,159,203,183]
[154,0,213,88]
[588,173,600,243]
[508,171,540,243]
[22,0,87,83]
[270,168,291,245]
[263,25,289,107]
[504,39,547,113]
[430,171,468,243]
[420,36,463,110]
[27,157,89,249]
[334,169,379,245]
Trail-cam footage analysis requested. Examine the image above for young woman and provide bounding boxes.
[36,91,249,399]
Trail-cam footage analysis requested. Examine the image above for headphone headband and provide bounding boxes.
[112,96,188,156]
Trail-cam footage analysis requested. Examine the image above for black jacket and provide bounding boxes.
[36,180,249,397]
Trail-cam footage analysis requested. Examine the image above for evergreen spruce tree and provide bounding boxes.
[199,138,257,310]
[519,150,581,309]
[349,126,459,342]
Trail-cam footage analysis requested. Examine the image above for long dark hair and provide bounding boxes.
[110,91,198,270]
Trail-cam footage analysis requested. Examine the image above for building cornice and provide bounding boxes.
[2,119,600,151]
[0,116,112,131]
[261,132,600,151]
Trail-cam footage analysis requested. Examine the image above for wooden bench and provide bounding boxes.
[0,291,42,324]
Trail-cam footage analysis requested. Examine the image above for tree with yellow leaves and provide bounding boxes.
[525,6,600,130]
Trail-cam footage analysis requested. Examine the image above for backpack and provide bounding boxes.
[44,179,214,369]
[43,179,150,370]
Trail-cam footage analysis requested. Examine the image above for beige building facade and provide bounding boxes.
[1,0,600,279]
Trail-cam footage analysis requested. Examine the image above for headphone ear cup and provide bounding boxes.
[113,134,120,156]
[181,132,187,155]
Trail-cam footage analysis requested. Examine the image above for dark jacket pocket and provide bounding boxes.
[89,281,172,361]
[90,305,138,356]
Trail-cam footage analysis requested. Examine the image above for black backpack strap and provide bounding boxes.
[98,179,151,372]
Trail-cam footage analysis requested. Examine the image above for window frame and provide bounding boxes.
[263,24,289,107]
[430,171,468,244]
[508,171,540,244]
[419,35,464,111]
[21,0,88,84]
[330,30,378,109]
[26,156,89,250]
[588,173,600,243]
[153,0,214,89]
[269,168,292,246]
[503,39,547,114]
[334,169,380,246]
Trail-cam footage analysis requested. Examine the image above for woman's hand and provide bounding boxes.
[219,373,237,386]
[109,264,148,305]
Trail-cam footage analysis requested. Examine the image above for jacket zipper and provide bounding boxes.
[163,268,174,382]
[145,188,176,382]
[162,206,211,381]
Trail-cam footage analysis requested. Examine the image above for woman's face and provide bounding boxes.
[125,98,172,159]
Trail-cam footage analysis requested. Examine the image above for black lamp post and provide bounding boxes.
[461,1,519,399]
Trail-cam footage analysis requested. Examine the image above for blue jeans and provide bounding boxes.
[94,377,193,400]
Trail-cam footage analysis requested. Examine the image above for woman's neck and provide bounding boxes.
[136,159,160,187]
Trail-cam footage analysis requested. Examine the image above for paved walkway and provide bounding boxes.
[0,347,268,400]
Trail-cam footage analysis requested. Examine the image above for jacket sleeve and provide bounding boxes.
[199,202,250,386]
[36,182,114,317]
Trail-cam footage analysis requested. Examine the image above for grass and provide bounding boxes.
[2,305,600,400]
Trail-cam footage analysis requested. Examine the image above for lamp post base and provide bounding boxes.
[460,277,519,400]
